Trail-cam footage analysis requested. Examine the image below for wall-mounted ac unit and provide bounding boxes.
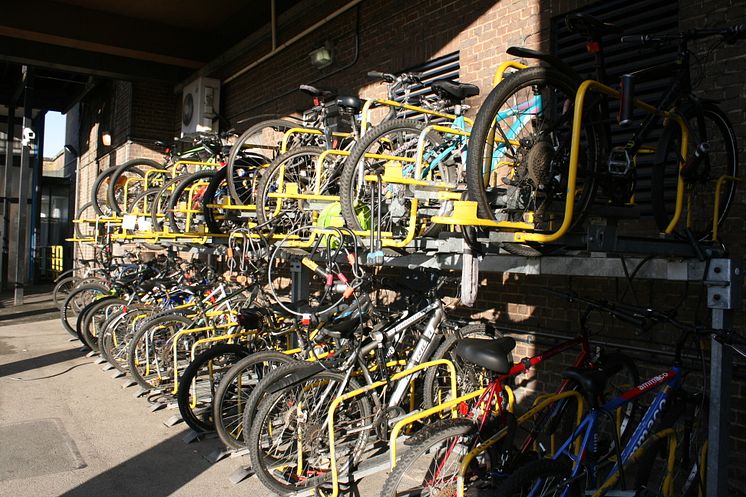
[181,77,221,137]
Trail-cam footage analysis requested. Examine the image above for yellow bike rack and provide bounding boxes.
[712,175,740,241]
[321,358,458,497]
[456,390,585,497]
[359,99,474,135]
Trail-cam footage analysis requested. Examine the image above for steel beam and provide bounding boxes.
[0,104,14,290]
[705,258,743,497]
[13,66,31,305]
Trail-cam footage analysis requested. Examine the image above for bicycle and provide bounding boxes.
[380,292,641,497]
[465,15,744,249]
[490,304,746,497]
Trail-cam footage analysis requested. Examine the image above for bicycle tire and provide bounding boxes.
[651,102,738,240]
[76,297,120,350]
[491,458,580,497]
[126,313,193,390]
[247,369,372,495]
[166,169,217,233]
[213,350,297,449]
[150,175,188,232]
[106,158,162,215]
[254,146,325,229]
[91,167,120,216]
[202,166,245,234]
[60,283,109,338]
[338,118,449,238]
[227,119,299,205]
[465,66,602,236]
[381,421,476,497]
[74,201,97,239]
[176,343,251,433]
[53,276,79,309]
[80,298,127,352]
[422,323,500,410]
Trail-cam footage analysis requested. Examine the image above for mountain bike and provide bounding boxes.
[465,14,744,247]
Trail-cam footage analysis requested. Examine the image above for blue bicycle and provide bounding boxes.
[492,305,746,497]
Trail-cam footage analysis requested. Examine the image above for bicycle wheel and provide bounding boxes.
[466,66,602,234]
[339,118,450,238]
[53,276,79,309]
[166,169,217,233]
[213,350,297,449]
[202,166,245,234]
[150,175,188,232]
[126,313,193,390]
[492,459,580,497]
[254,146,324,229]
[176,343,250,433]
[381,421,477,497]
[74,202,97,239]
[60,283,109,338]
[422,323,501,410]
[78,297,125,351]
[106,158,162,215]
[227,119,299,205]
[652,102,738,240]
[91,167,120,216]
[247,369,372,494]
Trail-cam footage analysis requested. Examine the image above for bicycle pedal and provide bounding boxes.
[607,147,632,176]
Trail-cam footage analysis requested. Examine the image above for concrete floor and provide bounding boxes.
[0,318,385,497]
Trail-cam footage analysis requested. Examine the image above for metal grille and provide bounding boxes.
[552,0,679,215]
[394,51,460,119]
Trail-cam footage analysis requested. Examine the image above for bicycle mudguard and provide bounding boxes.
[506,47,582,82]
[266,362,327,394]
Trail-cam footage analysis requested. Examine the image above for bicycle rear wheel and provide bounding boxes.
[466,66,602,235]
[652,102,738,240]
[227,119,298,205]
[177,343,250,432]
[247,370,372,494]
[213,350,297,449]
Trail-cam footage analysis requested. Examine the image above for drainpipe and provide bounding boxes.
[14,66,33,305]
[224,0,364,84]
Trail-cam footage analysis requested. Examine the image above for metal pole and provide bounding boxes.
[1,105,15,290]
[705,258,742,497]
[13,67,32,305]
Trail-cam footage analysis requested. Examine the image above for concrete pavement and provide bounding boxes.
[0,318,385,497]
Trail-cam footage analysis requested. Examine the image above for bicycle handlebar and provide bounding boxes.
[620,25,746,45]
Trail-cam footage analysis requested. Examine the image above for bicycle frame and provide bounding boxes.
[544,366,684,497]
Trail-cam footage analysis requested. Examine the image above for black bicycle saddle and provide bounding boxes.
[431,79,480,101]
[456,336,516,374]
[565,13,623,39]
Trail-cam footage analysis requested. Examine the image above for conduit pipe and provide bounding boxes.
[223,0,364,84]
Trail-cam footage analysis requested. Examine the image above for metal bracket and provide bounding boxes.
[704,258,743,310]
[228,465,255,484]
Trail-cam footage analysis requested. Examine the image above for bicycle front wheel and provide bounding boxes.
[381,421,476,497]
[247,370,372,494]
[652,102,738,240]
[466,66,602,234]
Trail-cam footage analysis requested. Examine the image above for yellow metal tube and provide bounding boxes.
[712,175,740,241]
[492,61,528,86]
[324,359,458,497]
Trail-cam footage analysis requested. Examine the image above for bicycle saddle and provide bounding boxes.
[336,95,363,112]
[562,367,608,402]
[565,13,623,39]
[430,79,480,101]
[456,336,516,374]
[299,84,336,101]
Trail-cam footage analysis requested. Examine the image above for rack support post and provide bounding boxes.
[705,257,742,497]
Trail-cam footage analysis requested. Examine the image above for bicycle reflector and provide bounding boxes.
[586,41,601,53]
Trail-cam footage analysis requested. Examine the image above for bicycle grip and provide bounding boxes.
[618,74,635,126]
[367,71,386,79]
[620,35,650,44]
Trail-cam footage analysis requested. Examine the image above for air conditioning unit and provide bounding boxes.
[181,77,221,137]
